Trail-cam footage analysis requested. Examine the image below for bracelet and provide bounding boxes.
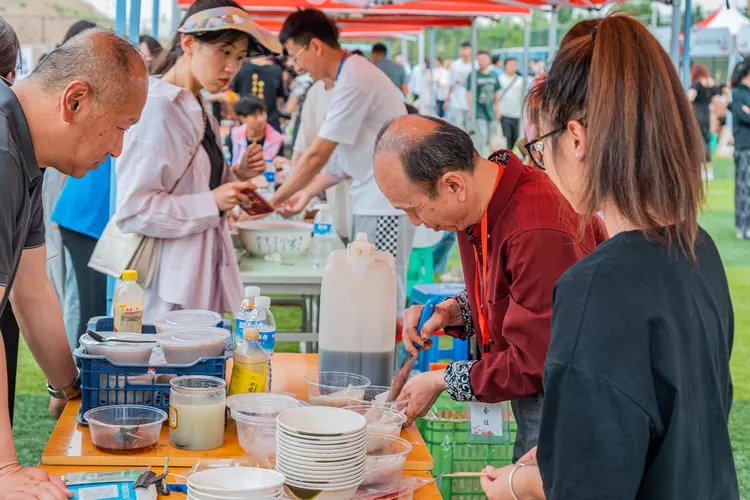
[508,462,534,500]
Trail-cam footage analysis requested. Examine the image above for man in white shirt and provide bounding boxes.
[446,42,474,131]
[272,8,413,315]
[498,58,525,151]
[290,78,352,242]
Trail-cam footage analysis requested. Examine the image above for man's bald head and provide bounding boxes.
[374,115,478,197]
[29,28,147,107]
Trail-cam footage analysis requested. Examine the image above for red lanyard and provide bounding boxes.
[472,165,505,357]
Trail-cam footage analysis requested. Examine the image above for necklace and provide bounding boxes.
[611,218,628,237]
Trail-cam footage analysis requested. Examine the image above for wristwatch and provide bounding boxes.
[47,367,82,399]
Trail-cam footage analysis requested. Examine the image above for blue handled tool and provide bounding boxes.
[388,298,438,402]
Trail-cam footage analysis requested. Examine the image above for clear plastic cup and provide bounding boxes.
[169,376,226,451]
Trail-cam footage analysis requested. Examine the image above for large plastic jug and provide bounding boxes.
[318,233,397,386]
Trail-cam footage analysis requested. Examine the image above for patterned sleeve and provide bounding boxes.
[445,360,479,402]
[443,289,475,340]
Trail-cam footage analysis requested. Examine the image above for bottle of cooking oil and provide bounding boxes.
[228,327,268,395]
[113,270,144,332]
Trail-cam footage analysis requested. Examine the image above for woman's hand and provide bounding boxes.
[480,463,545,500]
[401,299,463,356]
[0,461,73,499]
[234,142,266,180]
[397,369,445,427]
[212,181,254,212]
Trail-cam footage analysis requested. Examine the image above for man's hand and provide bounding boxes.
[234,142,266,180]
[397,369,445,427]
[278,190,312,218]
[48,396,71,421]
[401,299,463,356]
[272,156,291,170]
[0,462,73,499]
[495,110,502,121]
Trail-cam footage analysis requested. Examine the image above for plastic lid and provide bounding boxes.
[244,286,261,299]
[122,270,138,281]
[164,309,222,327]
[243,327,260,341]
[254,296,271,309]
[356,233,368,242]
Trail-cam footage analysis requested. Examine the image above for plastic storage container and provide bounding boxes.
[153,309,223,333]
[83,405,167,454]
[318,233,397,386]
[157,328,228,364]
[75,316,232,424]
[169,375,226,451]
[416,393,517,500]
[226,393,304,456]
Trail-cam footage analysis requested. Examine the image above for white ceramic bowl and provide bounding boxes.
[284,473,365,489]
[275,452,366,473]
[276,458,365,478]
[236,220,313,256]
[276,406,367,437]
[362,435,412,486]
[157,328,227,364]
[276,426,367,444]
[187,467,285,495]
[80,333,157,364]
[276,434,366,454]
[188,487,282,500]
[154,309,223,332]
[275,448,367,466]
[276,466,364,486]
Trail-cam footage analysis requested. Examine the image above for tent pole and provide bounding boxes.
[670,0,682,71]
[547,6,558,63]
[470,18,478,134]
[115,0,127,36]
[172,0,181,35]
[429,28,436,116]
[153,0,160,39]
[523,18,531,90]
[418,30,426,113]
[386,40,393,57]
[681,0,692,91]
[650,4,658,30]
[402,39,409,67]
[128,0,142,44]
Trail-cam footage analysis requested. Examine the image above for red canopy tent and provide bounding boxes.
[254,19,428,38]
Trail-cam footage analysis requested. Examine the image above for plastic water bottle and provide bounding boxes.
[258,160,276,200]
[235,286,260,345]
[311,204,336,271]
[113,270,144,333]
[247,296,276,391]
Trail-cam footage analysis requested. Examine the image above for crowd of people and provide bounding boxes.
[0,2,745,499]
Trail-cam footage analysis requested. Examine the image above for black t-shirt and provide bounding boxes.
[0,80,45,317]
[691,82,717,124]
[231,62,284,133]
[538,228,738,500]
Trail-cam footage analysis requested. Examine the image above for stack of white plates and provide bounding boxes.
[276,406,367,499]
[187,467,285,499]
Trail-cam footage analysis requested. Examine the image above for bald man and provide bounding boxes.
[0,28,147,499]
[374,115,606,461]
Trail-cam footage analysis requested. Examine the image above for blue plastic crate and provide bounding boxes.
[76,316,233,424]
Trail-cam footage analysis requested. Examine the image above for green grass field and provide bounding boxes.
[11,157,750,496]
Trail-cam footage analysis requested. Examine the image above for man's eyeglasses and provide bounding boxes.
[524,125,566,170]
[287,44,309,65]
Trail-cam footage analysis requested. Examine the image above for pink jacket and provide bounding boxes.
[230,123,283,166]
[114,78,243,321]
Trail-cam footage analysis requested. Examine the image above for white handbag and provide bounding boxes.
[88,121,206,288]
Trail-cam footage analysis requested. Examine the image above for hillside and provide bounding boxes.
[0,0,111,45]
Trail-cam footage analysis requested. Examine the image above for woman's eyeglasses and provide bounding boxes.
[524,125,566,170]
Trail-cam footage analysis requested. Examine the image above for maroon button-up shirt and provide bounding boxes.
[444,150,608,403]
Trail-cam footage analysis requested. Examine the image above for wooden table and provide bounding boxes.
[40,466,441,499]
[41,354,434,472]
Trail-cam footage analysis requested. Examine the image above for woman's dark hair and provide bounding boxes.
[139,35,164,58]
[153,0,267,76]
[691,63,709,84]
[0,17,19,80]
[62,20,98,44]
[279,8,340,50]
[235,95,266,116]
[527,15,704,259]
[351,49,364,57]
[730,58,749,88]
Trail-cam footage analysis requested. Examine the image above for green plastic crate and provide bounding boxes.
[417,393,517,500]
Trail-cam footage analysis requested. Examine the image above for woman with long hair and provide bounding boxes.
[114,0,281,321]
[731,58,750,240]
[139,34,164,73]
[480,16,737,500]
[689,63,718,180]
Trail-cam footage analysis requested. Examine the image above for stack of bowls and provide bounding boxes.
[187,467,285,499]
[276,407,367,499]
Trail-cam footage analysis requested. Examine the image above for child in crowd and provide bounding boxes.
[225,95,283,167]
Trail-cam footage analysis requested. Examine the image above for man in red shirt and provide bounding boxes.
[373,115,607,460]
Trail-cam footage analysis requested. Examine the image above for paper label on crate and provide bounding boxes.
[469,402,504,436]
[169,406,178,429]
